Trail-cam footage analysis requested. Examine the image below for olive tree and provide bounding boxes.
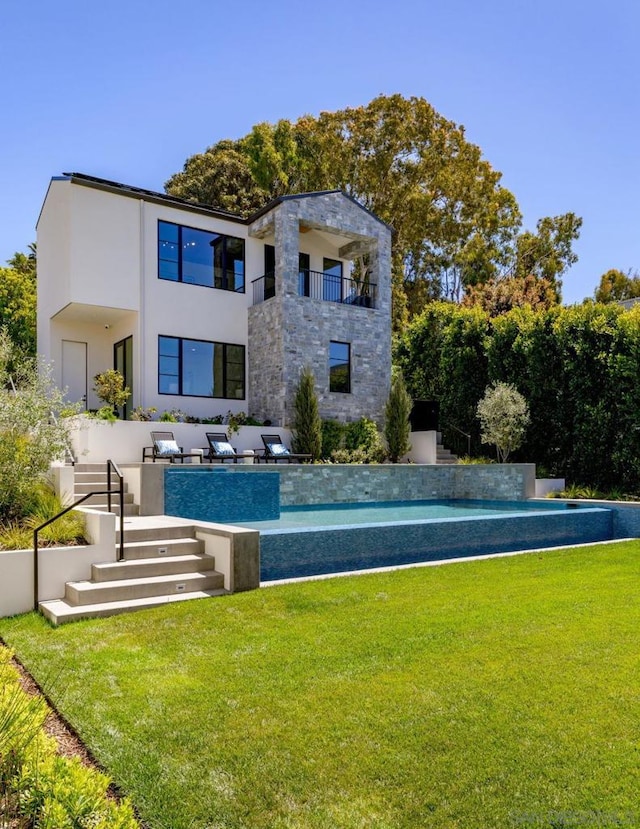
[0,331,76,521]
[477,382,529,463]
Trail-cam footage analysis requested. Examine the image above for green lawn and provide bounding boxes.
[1,543,639,829]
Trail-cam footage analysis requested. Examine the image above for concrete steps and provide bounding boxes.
[39,589,226,624]
[65,570,224,605]
[92,553,213,581]
[39,469,227,624]
[120,536,205,560]
[436,444,458,464]
[72,464,139,515]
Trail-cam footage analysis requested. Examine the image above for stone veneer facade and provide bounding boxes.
[224,463,538,506]
[247,192,392,426]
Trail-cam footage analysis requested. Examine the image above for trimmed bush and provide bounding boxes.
[395,301,640,491]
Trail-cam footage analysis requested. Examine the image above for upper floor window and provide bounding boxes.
[158,221,245,292]
[329,340,351,393]
[158,335,245,399]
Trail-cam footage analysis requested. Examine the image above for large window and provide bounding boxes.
[158,221,245,292]
[158,336,245,399]
[329,341,350,393]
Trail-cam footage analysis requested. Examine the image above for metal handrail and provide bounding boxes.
[33,459,125,611]
[444,422,472,457]
[251,271,377,308]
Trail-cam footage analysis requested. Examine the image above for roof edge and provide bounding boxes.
[62,172,247,224]
[46,173,391,232]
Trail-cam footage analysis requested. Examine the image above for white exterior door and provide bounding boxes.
[62,340,87,409]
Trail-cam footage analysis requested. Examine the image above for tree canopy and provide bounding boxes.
[0,244,37,358]
[594,268,640,303]
[166,95,581,327]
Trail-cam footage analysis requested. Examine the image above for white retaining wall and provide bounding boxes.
[0,509,116,618]
[68,417,291,465]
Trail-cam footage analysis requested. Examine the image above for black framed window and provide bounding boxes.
[158,221,245,292]
[329,341,350,393]
[158,336,245,399]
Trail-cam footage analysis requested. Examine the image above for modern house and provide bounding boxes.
[37,173,392,426]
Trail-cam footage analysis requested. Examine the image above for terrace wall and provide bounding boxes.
[230,463,537,505]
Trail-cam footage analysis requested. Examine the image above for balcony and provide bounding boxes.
[251,270,377,309]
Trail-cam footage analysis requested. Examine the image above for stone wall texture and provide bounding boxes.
[247,192,392,426]
[227,463,537,505]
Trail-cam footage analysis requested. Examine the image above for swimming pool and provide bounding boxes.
[234,499,614,581]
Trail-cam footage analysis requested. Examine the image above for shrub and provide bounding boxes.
[0,485,85,550]
[0,647,138,828]
[331,447,370,464]
[477,382,530,463]
[291,368,322,460]
[0,331,78,522]
[129,406,157,421]
[332,418,386,463]
[321,419,345,459]
[93,369,130,412]
[384,371,412,463]
[0,648,47,798]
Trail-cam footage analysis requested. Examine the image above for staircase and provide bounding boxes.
[73,463,139,515]
[436,434,459,465]
[39,467,227,625]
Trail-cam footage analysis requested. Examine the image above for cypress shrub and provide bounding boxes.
[291,367,322,460]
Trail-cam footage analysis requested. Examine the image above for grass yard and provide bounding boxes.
[1,542,639,829]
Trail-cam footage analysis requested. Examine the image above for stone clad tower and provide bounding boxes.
[247,191,392,426]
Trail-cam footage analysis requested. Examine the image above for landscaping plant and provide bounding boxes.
[320,419,345,459]
[384,370,412,462]
[291,366,322,460]
[0,484,85,550]
[0,330,76,522]
[93,369,131,418]
[477,381,530,462]
[0,647,138,827]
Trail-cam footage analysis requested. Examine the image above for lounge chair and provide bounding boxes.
[203,432,254,464]
[260,434,312,464]
[142,431,201,463]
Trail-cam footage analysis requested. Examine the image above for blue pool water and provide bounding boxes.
[236,499,574,530]
[234,499,614,582]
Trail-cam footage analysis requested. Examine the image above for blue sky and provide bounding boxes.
[1,0,638,304]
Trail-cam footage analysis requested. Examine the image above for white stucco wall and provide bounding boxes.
[138,201,255,418]
[68,417,291,465]
[0,509,116,618]
[37,177,371,422]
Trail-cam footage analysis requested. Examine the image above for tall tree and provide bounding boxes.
[594,269,640,303]
[165,95,523,327]
[0,245,37,358]
[165,140,267,216]
[463,274,559,316]
[291,367,322,460]
[511,213,582,302]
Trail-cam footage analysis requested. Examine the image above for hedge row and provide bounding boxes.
[395,302,640,492]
